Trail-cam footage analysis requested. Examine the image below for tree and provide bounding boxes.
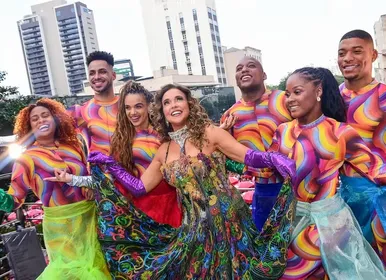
[0,71,32,135]
[334,75,345,85]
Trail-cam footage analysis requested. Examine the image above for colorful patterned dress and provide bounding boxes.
[339,81,386,266]
[68,96,119,155]
[9,143,110,279]
[269,115,386,279]
[221,89,292,230]
[92,150,296,279]
[115,126,182,228]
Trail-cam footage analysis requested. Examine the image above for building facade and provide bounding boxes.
[223,46,262,100]
[374,14,386,83]
[140,0,226,85]
[18,0,99,96]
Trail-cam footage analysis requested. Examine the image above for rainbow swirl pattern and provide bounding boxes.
[69,97,119,155]
[270,116,385,278]
[9,143,88,208]
[340,81,386,267]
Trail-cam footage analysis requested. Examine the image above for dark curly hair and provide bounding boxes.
[291,67,347,122]
[86,51,114,67]
[13,98,80,149]
[151,84,212,149]
[110,81,154,173]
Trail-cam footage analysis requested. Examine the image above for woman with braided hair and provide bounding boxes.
[269,67,386,279]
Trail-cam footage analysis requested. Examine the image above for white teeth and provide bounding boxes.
[39,125,49,131]
[241,75,251,81]
[171,111,182,116]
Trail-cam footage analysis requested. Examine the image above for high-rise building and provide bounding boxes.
[140,0,227,85]
[17,0,99,96]
[223,46,262,100]
[374,14,386,83]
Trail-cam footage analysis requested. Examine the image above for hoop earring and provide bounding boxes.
[317,96,321,102]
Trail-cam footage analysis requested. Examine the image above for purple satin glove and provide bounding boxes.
[244,149,296,181]
[88,151,146,197]
[88,151,115,165]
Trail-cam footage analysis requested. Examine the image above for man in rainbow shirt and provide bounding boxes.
[338,29,386,265]
[221,57,291,230]
[69,51,119,156]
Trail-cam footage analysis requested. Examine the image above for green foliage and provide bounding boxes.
[0,71,32,135]
[334,75,345,85]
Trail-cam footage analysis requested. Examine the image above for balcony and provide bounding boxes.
[23,32,41,40]
[61,33,79,42]
[25,43,42,51]
[62,39,81,48]
[58,23,78,32]
[24,36,41,45]
[185,60,191,65]
[27,52,45,60]
[22,28,39,36]
[63,44,82,52]
[57,18,76,27]
[184,49,189,54]
[60,29,78,37]
[29,67,47,75]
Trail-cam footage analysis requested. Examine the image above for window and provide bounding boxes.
[215,25,219,32]
[221,67,225,74]
[210,23,214,30]
[213,14,217,22]
[218,77,222,83]
[56,11,61,17]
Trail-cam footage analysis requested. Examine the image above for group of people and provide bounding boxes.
[0,28,384,279]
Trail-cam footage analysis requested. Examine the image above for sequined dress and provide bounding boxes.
[92,150,295,279]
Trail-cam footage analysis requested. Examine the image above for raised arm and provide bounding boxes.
[87,145,165,196]
[208,125,296,180]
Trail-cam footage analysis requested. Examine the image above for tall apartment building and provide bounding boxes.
[223,46,262,100]
[374,14,386,83]
[17,0,99,96]
[140,0,227,85]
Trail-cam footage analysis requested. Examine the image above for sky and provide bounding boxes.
[0,0,385,95]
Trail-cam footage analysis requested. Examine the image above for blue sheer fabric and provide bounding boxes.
[293,194,385,279]
[339,175,386,244]
[252,182,282,230]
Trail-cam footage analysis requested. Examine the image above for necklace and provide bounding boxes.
[168,125,189,153]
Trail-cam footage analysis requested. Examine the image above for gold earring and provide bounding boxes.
[317,96,321,102]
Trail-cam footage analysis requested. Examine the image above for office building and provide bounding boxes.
[17,0,99,96]
[140,0,226,85]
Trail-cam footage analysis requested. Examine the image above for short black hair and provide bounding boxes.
[340,29,374,44]
[86,51,114,67]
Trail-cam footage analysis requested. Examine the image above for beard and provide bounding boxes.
[92,80,113,95]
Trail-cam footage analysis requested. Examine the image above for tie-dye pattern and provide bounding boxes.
[340,80,386,267]
[269,115,386,278]
[9,143,88,208]
[221,89,291,183]
[68,97,119,155]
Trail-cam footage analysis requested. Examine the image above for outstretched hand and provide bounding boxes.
[44,168,72,183]
[270,153,296,184]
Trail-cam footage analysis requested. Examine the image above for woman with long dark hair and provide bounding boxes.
[269,67,386,279]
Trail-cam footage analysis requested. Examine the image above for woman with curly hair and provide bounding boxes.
[64,83,296,279]
[0,98,110,279]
